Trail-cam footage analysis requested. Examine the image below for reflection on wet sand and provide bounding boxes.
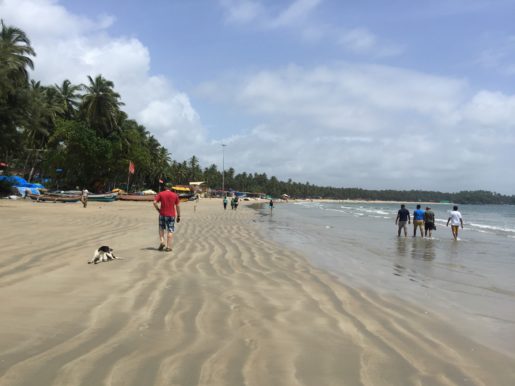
[411,238,436,261]
[393,238,436,280]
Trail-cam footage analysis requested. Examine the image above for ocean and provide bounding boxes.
[256,201,515,356]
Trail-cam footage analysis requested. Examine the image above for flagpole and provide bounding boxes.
[127,161,133,192]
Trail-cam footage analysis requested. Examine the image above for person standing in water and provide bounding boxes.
[424,206,436,238]
[412,204,425,237]
[395,204,411,237]
[269,199,274,213]
[446,205,464,240]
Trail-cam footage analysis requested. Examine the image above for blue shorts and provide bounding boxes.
[159,216,176,232]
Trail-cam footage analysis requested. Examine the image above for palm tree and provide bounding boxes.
[0,20,35,87]
[22,80,63,180]
[0,20,35,157]
[80,74,124,137]
[54,79,82,119]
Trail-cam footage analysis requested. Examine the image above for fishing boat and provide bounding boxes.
[118,194,155,201]
[172,186,195,202]
[28,194,81,203]
[88,193,118,202]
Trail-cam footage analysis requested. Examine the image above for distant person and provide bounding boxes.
[269,199,274,213]
[395,204,411,237]
[194,194,199,212]
[230,197,235,210]
[234,196,239,210]
[446,205,464,240]
[413,204,425,237]
[153,184,181,252]
[81,188,89,208]
[424,206,436,238]
[223,196,228,210]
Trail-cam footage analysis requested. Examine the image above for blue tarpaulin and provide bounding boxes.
[0,176,44,188]
[16,187,40,196]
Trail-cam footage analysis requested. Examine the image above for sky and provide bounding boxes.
[1,0,515,193]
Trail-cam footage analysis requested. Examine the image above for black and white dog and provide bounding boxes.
[88,246,122,264]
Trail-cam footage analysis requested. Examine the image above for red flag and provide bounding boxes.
[129,161,135,174]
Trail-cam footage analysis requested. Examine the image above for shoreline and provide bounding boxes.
[1,199,514,385]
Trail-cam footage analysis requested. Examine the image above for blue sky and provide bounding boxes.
[2,0,515,193]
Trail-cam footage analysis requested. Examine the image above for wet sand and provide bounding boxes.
[0,198,514,386]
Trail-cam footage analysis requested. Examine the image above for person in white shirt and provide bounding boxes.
[81,188,89,208]
[446,205,464,240]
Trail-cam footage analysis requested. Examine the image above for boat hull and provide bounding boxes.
[29,194,80,203]
[118,194,155,201]
[88,194,117,202]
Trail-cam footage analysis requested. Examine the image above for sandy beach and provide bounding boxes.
[0,198,514,386]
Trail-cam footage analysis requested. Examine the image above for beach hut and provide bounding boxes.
[189,181,207,196]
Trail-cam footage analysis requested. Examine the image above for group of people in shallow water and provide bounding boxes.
[395,204,464,240]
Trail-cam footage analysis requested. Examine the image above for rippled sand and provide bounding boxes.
[0,198,513,386]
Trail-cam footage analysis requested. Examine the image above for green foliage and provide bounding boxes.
[45,119,113,187]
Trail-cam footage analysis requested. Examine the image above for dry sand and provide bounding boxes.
[0,198,514,386]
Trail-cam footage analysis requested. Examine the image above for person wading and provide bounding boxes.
[395,204,411,237]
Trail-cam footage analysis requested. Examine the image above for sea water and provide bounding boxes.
[256,201,515,356]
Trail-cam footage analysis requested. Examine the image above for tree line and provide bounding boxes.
[1,21,514,205]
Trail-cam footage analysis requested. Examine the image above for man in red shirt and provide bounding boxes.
[153,184,181,252]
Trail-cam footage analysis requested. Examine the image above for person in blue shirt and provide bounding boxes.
[413,204,425,237]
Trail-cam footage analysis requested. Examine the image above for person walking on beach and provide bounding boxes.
[446,205,464,240]
[234,196,239,210]
[269,199,274,213]
[230,197,235,210]
[223,196,228,210]
[153,184,181,252]
[395,204,411,237]
[413,204,425,237]
[81,188,89,208]
[424,206,436,238]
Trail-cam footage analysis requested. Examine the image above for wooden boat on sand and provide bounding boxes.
[29,194,81,203]
[88,193,118,202]
[118,194,155,201]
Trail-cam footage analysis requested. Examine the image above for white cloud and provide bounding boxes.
[269,0,322,28]
[338,28,403,57]
[219,0,321,27]
[219,0,264,24]
[0,0,204,160]
[197,63,515,193]
[461,91,515,128]
[218,0,403,58]
[477,35,515,76]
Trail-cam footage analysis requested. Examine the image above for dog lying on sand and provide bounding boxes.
[88,246,122,264]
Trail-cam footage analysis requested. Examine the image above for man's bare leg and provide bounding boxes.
[166,232,174,250]
[158,228,166,250]
[452,226,459,240]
